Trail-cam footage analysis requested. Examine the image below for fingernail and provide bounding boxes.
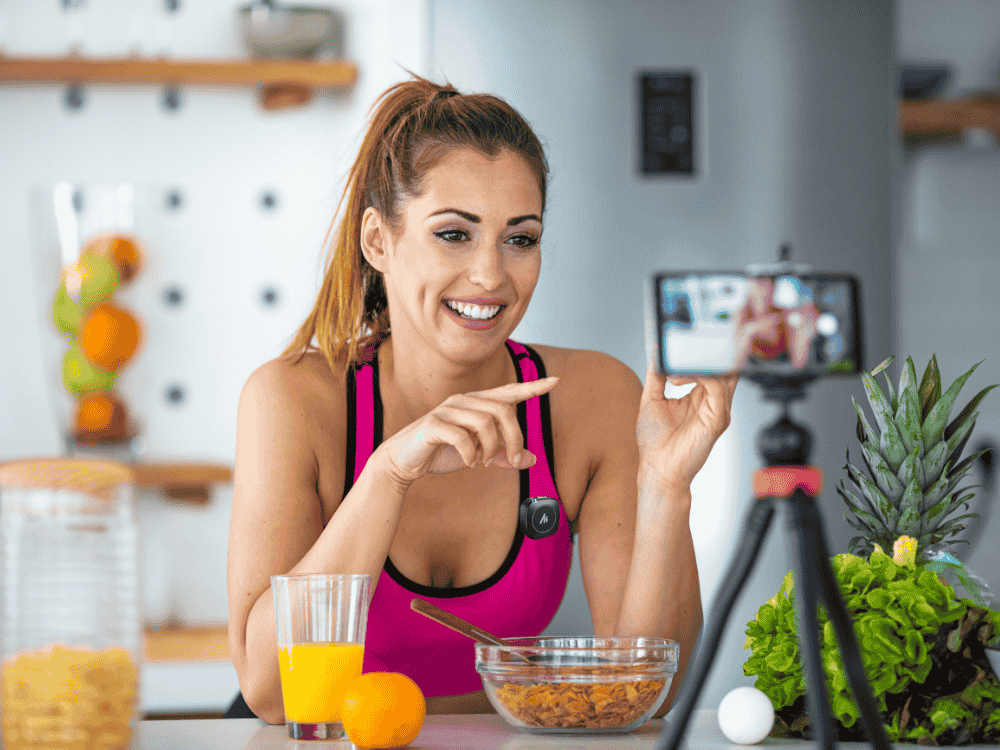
[511,452,522,468]
[485,456,496,468]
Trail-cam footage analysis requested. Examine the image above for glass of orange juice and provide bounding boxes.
[272,573,371,741]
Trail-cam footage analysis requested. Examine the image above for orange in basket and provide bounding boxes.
[83,234,143,283]
[73,391,129,441]
[340,672,425,749]
[79,302,142,371]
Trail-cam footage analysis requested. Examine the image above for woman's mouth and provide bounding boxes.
[443,299,504,321]
[442,299,507,330]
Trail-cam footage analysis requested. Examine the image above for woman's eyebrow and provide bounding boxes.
[427,208,542,226]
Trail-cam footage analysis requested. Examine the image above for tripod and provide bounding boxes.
[655,375,892,750]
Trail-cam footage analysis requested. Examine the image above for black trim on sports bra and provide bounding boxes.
[380,342,528,598]
[343,366,357,499]
[521,344,558,488]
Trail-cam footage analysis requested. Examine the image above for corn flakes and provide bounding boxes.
[1,644,138,750]
[492,665,667,730]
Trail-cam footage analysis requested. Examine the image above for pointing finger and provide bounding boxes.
[469,376,559,403]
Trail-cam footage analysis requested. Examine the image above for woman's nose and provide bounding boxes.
[467,243,505,290]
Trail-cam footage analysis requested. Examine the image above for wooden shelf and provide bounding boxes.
[144,625,230,663]
[131,461,232,504]
[0,53,359,110]
[900,94,1000,137]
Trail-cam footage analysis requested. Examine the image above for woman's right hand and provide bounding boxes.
[376,377,560,485]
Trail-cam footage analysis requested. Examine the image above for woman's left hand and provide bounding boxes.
[636,363,738,495]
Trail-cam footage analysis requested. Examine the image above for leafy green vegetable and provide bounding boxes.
[744,547,1000,744]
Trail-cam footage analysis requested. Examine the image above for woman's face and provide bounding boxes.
[367,147,544,363]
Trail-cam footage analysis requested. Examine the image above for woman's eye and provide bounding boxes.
[507,234,539,248]
[435,229,469,243]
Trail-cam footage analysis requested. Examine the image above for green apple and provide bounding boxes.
[61,343,118,396]
[51,286,84,336]
[64,253,120,310]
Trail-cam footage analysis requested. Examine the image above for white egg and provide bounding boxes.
[717,686,775,745]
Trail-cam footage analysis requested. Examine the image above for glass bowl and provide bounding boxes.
[475,636,678,734]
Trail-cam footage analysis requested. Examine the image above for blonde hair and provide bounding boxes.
[283,75,548,376]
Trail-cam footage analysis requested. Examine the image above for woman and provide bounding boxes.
[226,76,736,723]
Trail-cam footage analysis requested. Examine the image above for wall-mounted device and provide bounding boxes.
[639,71,694,175]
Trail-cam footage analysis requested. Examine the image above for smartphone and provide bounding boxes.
[646,271,863,377]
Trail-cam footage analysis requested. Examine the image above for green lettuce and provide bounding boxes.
[744,547,1000,744]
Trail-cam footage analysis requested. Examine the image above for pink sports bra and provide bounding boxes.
[342,340,574,697]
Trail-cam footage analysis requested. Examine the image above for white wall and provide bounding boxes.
[896,0,1000,599]
[434,0,895,709]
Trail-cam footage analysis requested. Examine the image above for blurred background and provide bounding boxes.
[0,0,998,720]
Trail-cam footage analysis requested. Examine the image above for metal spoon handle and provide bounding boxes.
[409,598,533,663]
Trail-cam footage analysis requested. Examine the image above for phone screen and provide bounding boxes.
[649,272,862,376]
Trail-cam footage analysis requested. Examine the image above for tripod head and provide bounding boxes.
[748,374,817,466]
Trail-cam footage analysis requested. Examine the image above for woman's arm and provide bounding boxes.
[573,352,734,715]
[227,360,411,724]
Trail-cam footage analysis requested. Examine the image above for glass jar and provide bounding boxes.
[0,458,141,750]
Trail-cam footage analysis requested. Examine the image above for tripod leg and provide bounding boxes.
[805,510,894,750]
[654,498,776,750]
[786,490,837,750]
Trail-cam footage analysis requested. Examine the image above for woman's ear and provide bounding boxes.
[360,207,391,273]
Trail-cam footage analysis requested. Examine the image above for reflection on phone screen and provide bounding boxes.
[657,273,858,376]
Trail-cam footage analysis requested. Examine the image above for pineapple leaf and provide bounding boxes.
[901,356,917,388]
[852,397,880,447]
[944,411,979,470]
[893,386,924,456]
[919,354,942,421]
[945,384,998,440]
[871,355,894,377]
[847,508,882,533]
[951,447,990,479]
[896,444,925,491]
[849,535,875,556]
[862,370,896,437]
[938,512,979,533]
[859,441,904,499]
[896,478,923,536]
[922,361,982,449]
[922,441,949,490]
[883,371,897,413]
[838,479,881,521]
[858,473,899,528]
[924,495,950,522]
[923,461,954,506]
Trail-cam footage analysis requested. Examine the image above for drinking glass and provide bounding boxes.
[272,574,371,741]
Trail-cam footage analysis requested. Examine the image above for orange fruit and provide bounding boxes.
[79,302,142,371]
[83,234,143,283]
[73,391,129,442]
[340,672,426,749]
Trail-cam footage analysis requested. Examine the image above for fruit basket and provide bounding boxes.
[475,636,677,734]
[30,182,149,459]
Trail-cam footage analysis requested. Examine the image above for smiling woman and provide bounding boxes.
[225,75,735,727]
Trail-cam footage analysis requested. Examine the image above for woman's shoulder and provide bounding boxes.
[239,350,347,426]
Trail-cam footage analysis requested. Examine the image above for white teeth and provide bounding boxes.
[446,300,502,320]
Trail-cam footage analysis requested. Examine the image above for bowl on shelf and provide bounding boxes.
[237,0,345,59]
[475,636,678,734]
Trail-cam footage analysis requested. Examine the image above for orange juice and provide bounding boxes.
[278,642,364,723]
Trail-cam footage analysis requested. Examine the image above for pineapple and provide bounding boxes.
[838,354,997,559]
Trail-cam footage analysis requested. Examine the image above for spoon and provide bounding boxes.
[409,598,534,664]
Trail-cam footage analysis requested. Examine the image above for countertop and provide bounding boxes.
[132,709,1000,749]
